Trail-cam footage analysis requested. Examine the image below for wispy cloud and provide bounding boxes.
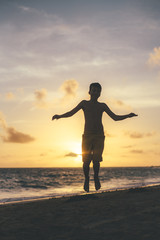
[34,88,48,109]
[5,92,15,101]
[60,79,79,104]
[0,112,35,143]
[0,112,7,129]
[125,131,156,139]
[18,5,41,15]
[123,145,134,148]
[107,98,132,111]
[148,47,160,67]
[104,131,115,137]
[34,88,47,101]
[130,149,144,154]
[18,6,32,12]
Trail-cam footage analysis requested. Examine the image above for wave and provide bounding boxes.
[1,167,160,204]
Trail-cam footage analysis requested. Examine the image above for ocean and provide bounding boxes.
[0,167,160,204]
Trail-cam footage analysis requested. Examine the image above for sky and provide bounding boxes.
[0,0,160,167]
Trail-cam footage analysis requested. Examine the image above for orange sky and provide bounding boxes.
[0,0,160,167]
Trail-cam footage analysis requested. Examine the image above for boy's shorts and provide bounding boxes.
[82,134,105,163]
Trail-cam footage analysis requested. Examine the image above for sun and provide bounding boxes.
[74,142,82,155]
[71,141,82,163]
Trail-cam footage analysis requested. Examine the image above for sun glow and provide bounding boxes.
[73,142,82,154]
[71,141,82,162]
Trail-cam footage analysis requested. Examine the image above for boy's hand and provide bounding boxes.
[128,113,138,118]
[52,115,61,120]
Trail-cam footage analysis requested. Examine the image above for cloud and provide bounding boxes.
[148,47,160,67]
[18,6,31,12]
[0,112,35,143]
[1,127,35,143]
[34,88,48,109]
[59,79,79,105]
[32,81,79,110]
[64,152,78,157]
[104,131,115,137]
[0,112,7,129]
[34,88,47,101]
[40,153,47,157]
[125,131,156,139]
[127,132,144,138]
[107,98,132,111]
[18,5,37,14]
[123,145,134,148]
[130,149,144,154]
[60,79,78,97]
[5,92,15,101]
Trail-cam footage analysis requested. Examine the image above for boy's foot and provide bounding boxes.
[94,177,101,191]
[84,177,89,192]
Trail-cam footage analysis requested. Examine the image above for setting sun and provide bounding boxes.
[0,0,160,168]
[68,141,82,163]
[72,141,82,155]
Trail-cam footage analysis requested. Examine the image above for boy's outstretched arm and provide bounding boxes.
[52,101,84,120]
[103,103,138,121]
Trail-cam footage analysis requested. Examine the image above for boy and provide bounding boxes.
[52,83,137,192]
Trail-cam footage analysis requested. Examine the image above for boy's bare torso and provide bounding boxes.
[81,100,104,135]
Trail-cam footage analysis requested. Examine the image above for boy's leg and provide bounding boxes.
[83,162,90,178]
[82,134,92,192]
[83,162,90,192]
[93,161,100,178]
[92,135,105,190]
[93,161,101,190]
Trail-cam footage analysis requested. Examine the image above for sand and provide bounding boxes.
[0,185,160,240]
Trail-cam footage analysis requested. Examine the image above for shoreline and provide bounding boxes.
[0,184,160,240]
[1,183,160,206]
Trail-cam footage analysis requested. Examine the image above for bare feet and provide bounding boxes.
[94,177,101,190]
[84,177,89,192]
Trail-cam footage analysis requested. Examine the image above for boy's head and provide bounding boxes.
[89,82,102,99]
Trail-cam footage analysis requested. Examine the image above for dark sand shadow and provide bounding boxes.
[66,193,99,202]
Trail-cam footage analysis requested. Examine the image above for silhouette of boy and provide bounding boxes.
[52,83,137,192]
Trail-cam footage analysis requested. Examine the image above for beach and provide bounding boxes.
[0,185,160,240]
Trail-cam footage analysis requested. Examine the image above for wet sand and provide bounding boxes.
[0,185,160,240]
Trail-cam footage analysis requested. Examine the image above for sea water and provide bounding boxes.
[0,167,160,204]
